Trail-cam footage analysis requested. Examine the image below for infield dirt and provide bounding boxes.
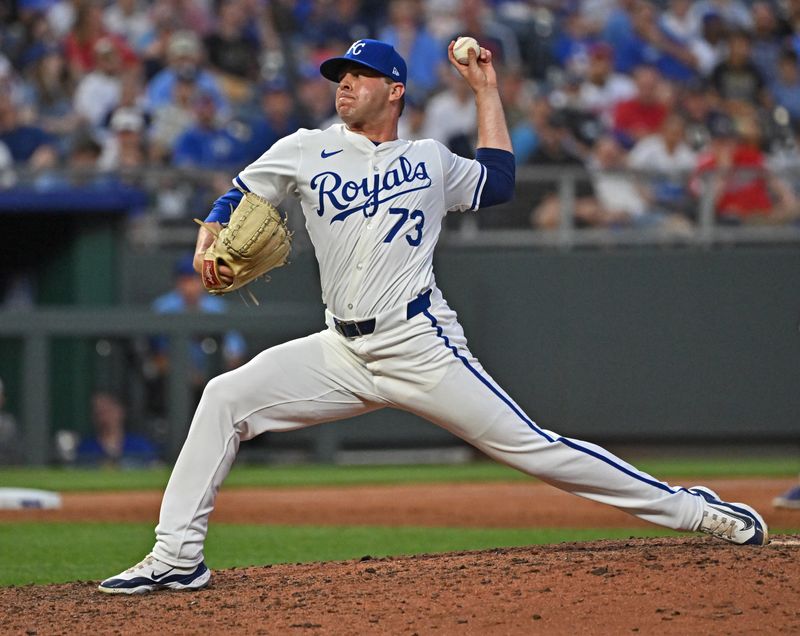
[1,478,798,634]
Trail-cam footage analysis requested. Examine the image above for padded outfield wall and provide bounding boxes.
[121,245,800,454]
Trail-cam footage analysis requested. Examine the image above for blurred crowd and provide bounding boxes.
[2,0,800,228]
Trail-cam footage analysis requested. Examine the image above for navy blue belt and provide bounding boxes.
[334,290,432,338]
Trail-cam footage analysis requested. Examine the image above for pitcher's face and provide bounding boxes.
[335,64,398,127]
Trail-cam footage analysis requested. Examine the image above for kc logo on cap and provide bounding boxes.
[347,40,366,56]
[320,39,408,86]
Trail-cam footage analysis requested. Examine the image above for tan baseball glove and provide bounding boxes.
[194,191,291,298]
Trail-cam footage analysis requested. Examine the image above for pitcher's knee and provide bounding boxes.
[197,374,238,417]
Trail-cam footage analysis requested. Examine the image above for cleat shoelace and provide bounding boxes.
[125,556,154,574]
[704,512,737,539]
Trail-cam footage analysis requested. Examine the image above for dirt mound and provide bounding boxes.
[2,536,798,635]
[3,478,798,633]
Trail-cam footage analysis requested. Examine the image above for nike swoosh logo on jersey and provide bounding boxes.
[150,567,175,581]
[321,149,343,158]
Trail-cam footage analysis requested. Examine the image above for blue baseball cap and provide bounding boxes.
[320,39,407,85]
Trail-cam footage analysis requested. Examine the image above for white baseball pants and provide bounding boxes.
[152,286,704,566]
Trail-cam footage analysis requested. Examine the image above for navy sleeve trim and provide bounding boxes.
[205,187,244,224]
[234,176,251,192]
[476,148,515,208]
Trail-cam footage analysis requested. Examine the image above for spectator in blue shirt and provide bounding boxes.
[770,50,800,125]
[76,391,160,468]
[0,93,58,170]
[145,30,228,116]
[378,0,446,101]
[172,91,244,170]
[242,78,301,164]
[147,254,246,413]
[603,0,636,45]
[689,0,753,33]
[552,11,599,78]
[750,1,785,85]
[20,43,80,148]
[295,0,374,49]
[613,0,702,81]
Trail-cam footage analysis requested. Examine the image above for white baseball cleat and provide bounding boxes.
[691,486,768,546]
[98,554,211,594]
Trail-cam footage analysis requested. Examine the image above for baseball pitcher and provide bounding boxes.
[99,39,767,594]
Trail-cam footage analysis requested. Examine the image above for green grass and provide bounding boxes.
[1,459,797,587]
[0,456,797,492]
[0,522,684,587]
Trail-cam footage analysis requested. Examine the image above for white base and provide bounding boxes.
[0,488,62,510]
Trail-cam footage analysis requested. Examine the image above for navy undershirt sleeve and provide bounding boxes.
[205,187,244,224]
[476,148,515,208]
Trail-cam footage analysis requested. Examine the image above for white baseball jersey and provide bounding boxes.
[235,123,486,320]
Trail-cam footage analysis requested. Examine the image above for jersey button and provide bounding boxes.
[373,166,379,172]
[347,303,353,310]
[356,263,363,270]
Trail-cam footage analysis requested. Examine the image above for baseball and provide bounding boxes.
[453,36,480,65]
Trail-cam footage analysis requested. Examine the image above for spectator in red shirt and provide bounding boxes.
[691,113,798,223]
[64,0,137,80]
[613,64,669,147]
